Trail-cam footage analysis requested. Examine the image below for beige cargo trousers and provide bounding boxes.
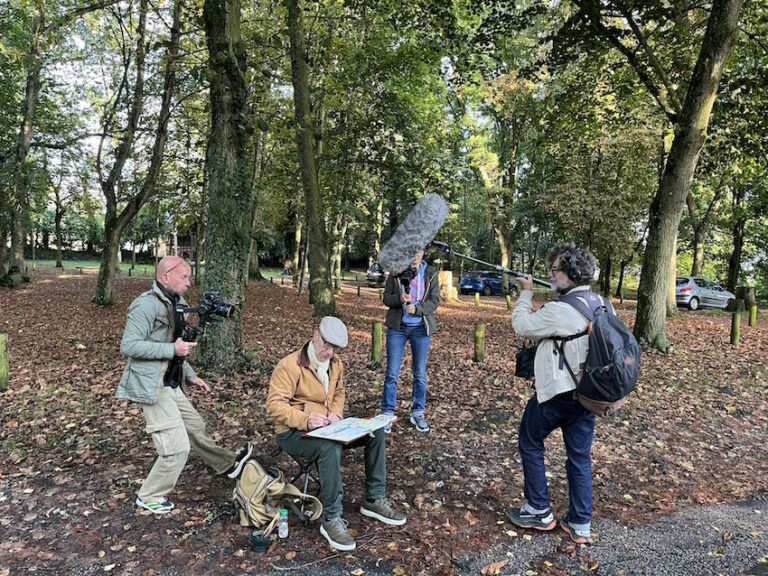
[138,385,235,501]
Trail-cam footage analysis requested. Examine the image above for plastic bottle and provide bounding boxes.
[278,508,288,539]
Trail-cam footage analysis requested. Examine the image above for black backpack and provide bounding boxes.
[554,291,641,416]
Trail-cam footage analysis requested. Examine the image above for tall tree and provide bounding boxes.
[197,0,254,370]
[631,0,744,350]
[92,0,182,305]
[285,0,335,316]
[544,0,745,349]
[7,0,116,276]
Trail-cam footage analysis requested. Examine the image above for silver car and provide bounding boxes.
[675,276,735,310]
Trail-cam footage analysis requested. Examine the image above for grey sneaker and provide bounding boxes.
[135,496,174,514]
[560,518,593,544]
[410,414,429,432]
[320,517,356,551]
[360,498,406,526]
[506,505,556,531]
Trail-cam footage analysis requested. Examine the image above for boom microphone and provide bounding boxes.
[378,193,449,275]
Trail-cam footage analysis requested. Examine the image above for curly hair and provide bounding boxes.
[546,243,596,285]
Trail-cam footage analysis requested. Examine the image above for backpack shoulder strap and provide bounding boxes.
[557,290,611,320]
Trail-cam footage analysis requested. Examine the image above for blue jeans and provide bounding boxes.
[381,323,431,416]
[518,393,595,525]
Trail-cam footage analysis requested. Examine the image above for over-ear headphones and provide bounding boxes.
[567,250,583,282]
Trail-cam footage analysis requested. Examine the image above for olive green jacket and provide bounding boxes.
[117,282,197,404]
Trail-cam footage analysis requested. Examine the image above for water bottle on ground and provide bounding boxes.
[278,508,289,539]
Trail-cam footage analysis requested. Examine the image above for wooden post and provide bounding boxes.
[749,305,757,327]
[506,294,512,311]
[270,276,273,283]
[473,323,485,363]
[281,276,284,285]
[379,289,383,300]
[357,285,360,297]
[730,299,743,347]
[0,333,8,392]
[371,321,382,367]
[128,268,132,277]
[475,292,480,307]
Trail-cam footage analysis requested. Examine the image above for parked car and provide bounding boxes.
[459,271,519,296]
[366,262,387,287]
[675,276,735,310]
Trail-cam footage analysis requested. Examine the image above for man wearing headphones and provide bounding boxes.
[506,243,598,545]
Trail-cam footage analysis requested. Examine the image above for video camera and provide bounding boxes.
[176,290,234,342]
[395,266,418,294]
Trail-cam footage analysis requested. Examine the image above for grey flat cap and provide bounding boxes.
[318,316,348,349]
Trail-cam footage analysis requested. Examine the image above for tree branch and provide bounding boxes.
[613,0,683,115]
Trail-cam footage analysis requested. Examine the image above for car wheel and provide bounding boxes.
[688,297,699,311]
[483,286,492,296]
[726,298,735,310]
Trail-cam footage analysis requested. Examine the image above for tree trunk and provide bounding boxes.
[615,259,627,299]
[93,0,180,305]
[10,45,42,273]
[0,230,6,276]
[633,0,743,350]
[94,220,123,304]
[198,0,253,371]
[55,206,64,268]
[291,215,302,285]
[727,188,746,292]
[688,180,725,276]
[285,0,335,317]
[331,216,347,294]
[372,195,383,265]
[667,230,678,315]
[247,129,265,281]
[601,254,612,297]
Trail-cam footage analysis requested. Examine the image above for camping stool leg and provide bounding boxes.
[301,466,311,518]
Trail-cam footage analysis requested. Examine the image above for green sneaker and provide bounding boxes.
[136,496,174,514]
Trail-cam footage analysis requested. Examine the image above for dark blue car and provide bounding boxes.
[459,271,519,296]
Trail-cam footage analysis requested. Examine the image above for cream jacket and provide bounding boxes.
[511,285,592,403]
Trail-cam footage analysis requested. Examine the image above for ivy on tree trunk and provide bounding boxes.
[198,0,253,371]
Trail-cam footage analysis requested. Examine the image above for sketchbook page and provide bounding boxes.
[305,413,398,443]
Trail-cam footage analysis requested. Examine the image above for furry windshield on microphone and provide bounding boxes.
[378,193,449,275]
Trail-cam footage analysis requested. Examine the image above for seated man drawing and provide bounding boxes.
[266,316,406,551]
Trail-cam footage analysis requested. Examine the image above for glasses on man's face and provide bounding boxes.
[318,333,342,353]
[548,265,565,274]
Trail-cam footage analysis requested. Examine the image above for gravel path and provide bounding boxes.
[458,497,768,576]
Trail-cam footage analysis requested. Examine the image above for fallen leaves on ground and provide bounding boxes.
[1,273,767,575]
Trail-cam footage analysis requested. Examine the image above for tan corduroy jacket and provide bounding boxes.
[266,341,345,434]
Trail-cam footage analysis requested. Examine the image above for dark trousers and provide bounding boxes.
[518,393,595,524]
[276,428,387,520]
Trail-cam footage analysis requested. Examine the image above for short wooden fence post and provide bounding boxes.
[0,333,8,392]
[506,294,512,311]
[731,299,743,347]
[371,321,382,367]
[749,305,757,328]
[473,323,485,363]
[474,292,480,307]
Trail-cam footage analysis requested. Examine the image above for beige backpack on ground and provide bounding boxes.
[233,457,322,528]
